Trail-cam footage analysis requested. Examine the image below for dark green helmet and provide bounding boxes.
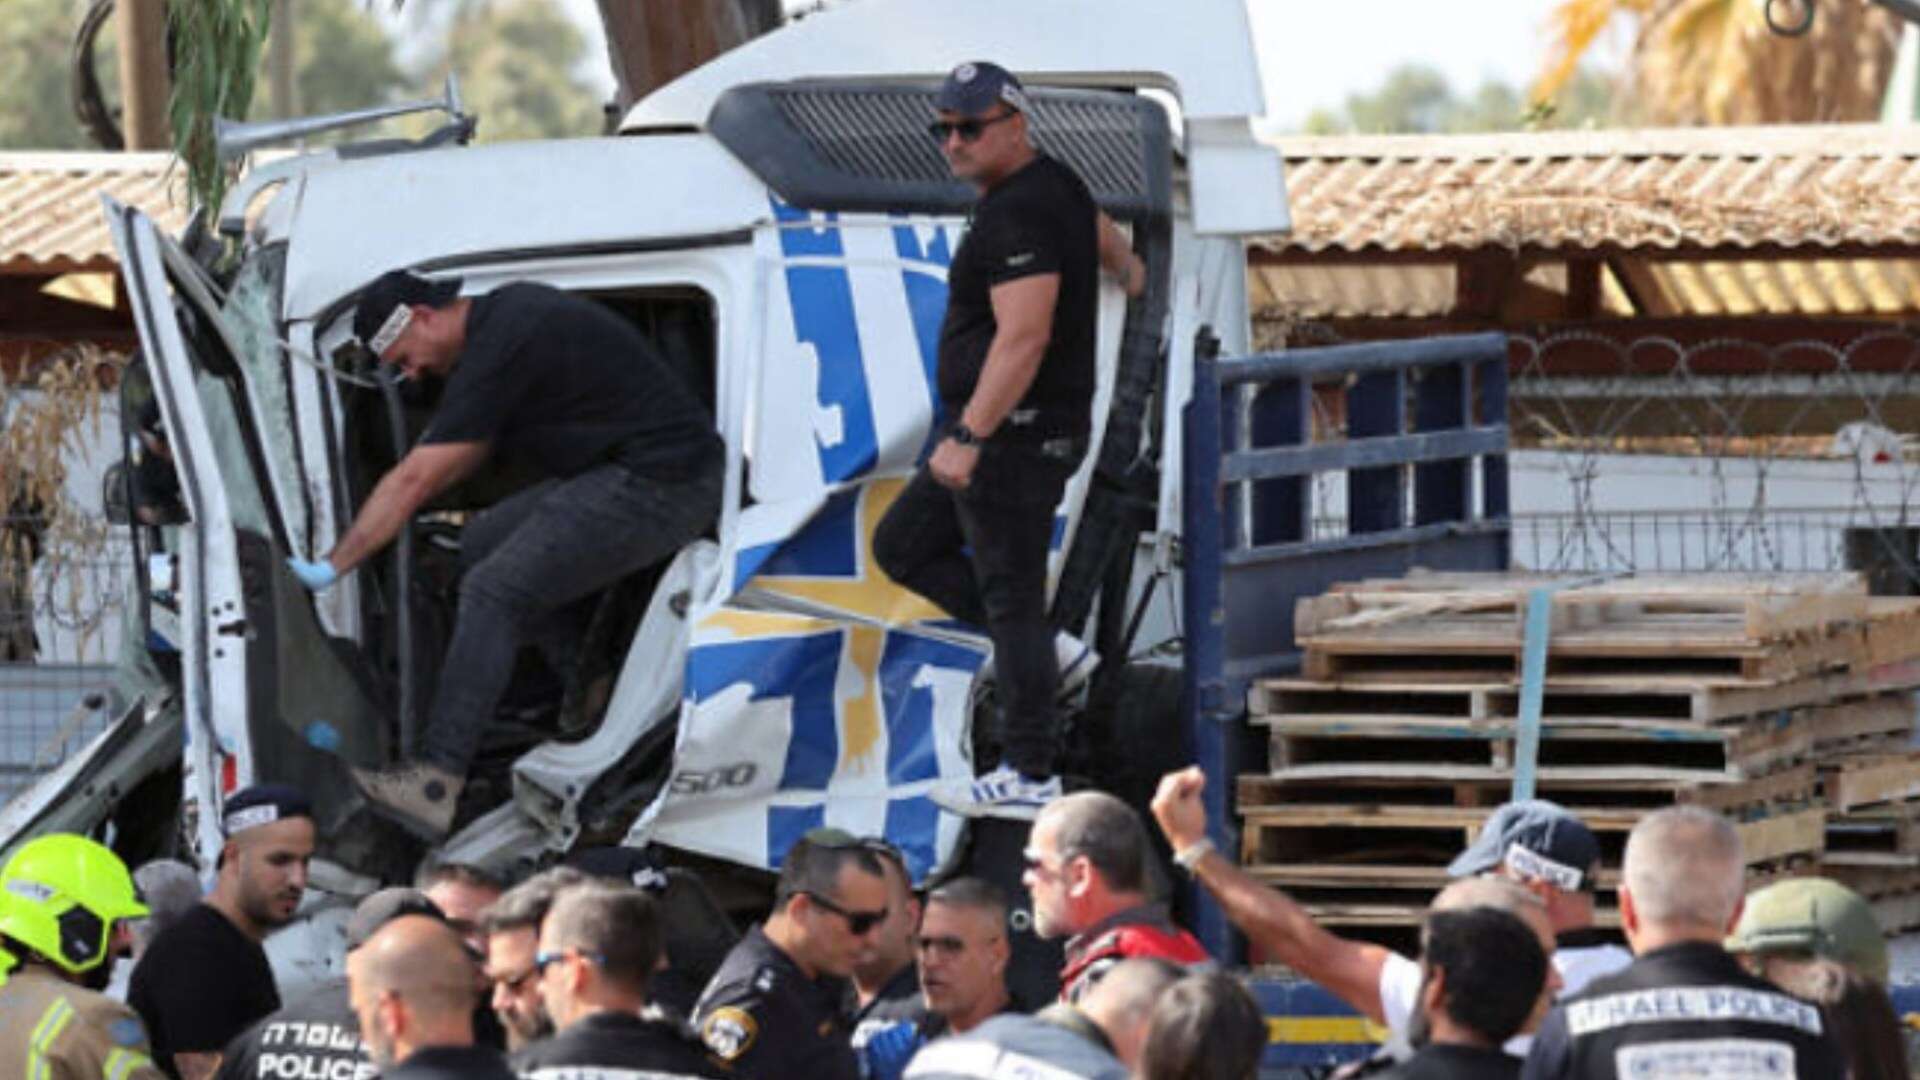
[1725,877,1887,985]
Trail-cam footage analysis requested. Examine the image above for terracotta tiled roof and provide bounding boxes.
[0,152,188,275]
[1262,124,1920,255]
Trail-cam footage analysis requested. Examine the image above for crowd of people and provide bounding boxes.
[3,50,1912,1080]
[0,764,1910,1079]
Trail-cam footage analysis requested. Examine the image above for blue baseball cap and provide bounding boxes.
[1447,800,1600,892]
[934,61,1033,117]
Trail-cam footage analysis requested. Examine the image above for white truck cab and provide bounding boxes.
[6,0,1286,992]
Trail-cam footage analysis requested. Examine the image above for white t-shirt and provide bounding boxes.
[1377,941,1632,1058]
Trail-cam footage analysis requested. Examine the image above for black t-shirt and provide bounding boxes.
[849,964,928,1048]
[1379,1043,1521,1080]
[937,154,1099,443]
[214,977,371,1080]
[130,904,280,1078]
[512,1010,727,1078]
[383,1044,518,1080]
[423,282,722,480]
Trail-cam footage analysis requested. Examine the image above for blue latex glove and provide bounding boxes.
[286,557,339,591]
[863,1021,924,1080]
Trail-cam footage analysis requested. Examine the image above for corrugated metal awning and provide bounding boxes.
[0,152,187,276]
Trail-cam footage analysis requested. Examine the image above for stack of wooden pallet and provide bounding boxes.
[1238,571,1920,941]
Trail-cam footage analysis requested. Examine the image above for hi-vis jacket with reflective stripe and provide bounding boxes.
[0,968,163,1080]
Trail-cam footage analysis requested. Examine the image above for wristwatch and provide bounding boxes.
[1172,837,1215,875]
[948,421,982,447]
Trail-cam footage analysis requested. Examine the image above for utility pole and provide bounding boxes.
[270,0,297,119]
[595,0,782,116]
[117,0,173,149]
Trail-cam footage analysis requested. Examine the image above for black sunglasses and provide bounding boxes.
[804,891,889,935]
[928,110,1019,143]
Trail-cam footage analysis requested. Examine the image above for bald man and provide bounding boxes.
[347,916,516,1080]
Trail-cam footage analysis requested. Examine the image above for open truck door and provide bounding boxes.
[101,200,400,877]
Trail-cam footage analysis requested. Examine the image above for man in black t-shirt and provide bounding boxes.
[131,785,316,1080]
[214,887,449,1080]
[286,271,724,837]
[874,61,1145,818]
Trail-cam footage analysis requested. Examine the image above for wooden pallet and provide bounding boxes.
[1240,803,1822,877]
[1262,719,1757,780]
[1821,752,1920,812]
[1301,572,1870,642]
[1814,863,1920,933]
[1299,629,1862,686]
[1251,675,1920,729]
[1237,762,1821,817]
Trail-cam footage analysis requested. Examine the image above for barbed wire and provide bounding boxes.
[1294,323,1920,582]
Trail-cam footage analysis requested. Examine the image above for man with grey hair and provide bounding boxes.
[480,867,588,1050]
[512,883,721,1078]
[1522,806,1846,1079]
[905,957,1183,1079]
[1022,792,1207,1003]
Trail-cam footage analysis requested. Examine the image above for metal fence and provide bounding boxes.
[0,512,129,804]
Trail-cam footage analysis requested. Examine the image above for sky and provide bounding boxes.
[427,0,1634,130]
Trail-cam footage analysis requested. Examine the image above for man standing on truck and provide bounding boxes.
[873,61,1146,820]
[286,269,725,837]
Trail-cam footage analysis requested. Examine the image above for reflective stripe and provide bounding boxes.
[26,998,76,1080]
[104,1046,153,1080]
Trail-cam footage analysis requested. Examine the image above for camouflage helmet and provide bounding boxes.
[1725,877,1887,985]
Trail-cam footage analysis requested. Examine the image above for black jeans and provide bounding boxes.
[873,438,1081,777]
[423,457,723,774]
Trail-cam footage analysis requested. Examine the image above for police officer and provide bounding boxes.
[693,829,890,1079]
[215,887,449,1080]
[873,60,1146,820]
[513,882,722,1078]
[1522,806,1847,1079]
[0,833,162,1080]
[1725,875,1889,986]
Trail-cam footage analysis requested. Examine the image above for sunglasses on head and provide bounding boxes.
[928,110,1019,143]
[804,890,889,935]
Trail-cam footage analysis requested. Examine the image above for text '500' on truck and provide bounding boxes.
[2,0,1289,982]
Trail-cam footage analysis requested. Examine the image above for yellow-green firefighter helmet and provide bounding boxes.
[0,834,149,975]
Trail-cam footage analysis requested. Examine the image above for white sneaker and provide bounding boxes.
[930,764,1063,820]
[977,631,1100,701]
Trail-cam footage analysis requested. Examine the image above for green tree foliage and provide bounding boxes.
[171,0,274,210]
[0,0,99,149]
[282,0,408,118]
[421,0,605,143]
[1300,63,1621,135]
[1,0,600,154]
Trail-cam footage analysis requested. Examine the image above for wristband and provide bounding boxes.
[1172,837,1215,874]
[949,421,981,447]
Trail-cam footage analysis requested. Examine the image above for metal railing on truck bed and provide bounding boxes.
[1181,331,1512,1073]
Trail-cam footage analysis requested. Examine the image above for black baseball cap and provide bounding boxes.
[221,783,314,838]
[352,270,462,355]
[934,61,1032,117]
[1447,800,1601,892]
